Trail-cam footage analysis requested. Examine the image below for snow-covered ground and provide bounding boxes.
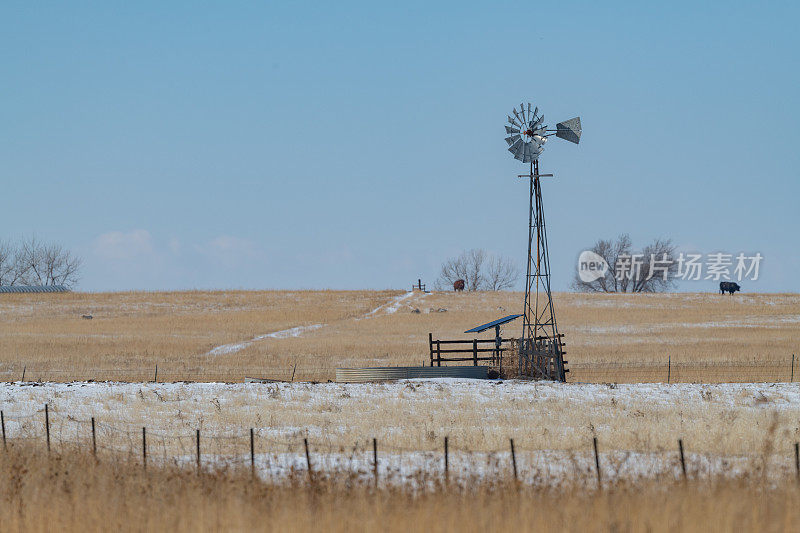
[3,379,800,485]
[207,324,324,356]
[361,291,418,318]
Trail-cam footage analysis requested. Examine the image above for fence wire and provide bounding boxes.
[2,407,800,461]
[1,357,798,383]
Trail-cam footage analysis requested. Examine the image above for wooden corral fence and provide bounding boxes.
[428,333,513,367]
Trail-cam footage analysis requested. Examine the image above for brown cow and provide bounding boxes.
[453,279,465,292]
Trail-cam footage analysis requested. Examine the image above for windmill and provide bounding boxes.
[505,103,581,381]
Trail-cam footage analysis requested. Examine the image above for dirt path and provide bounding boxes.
[205,291,426,356]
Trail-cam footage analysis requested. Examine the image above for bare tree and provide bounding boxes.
[572,234,677,293]
[436,249,519,291]
[0,237,81,288]
[629,238,677,293]
[485,255,520,291]
[18,236,45,285]
[6,245,29,286]
[464,249,486,291]
[41,243,82,286]
[571,234,630,293]
[0,241,14,286]
[437,252,472,290]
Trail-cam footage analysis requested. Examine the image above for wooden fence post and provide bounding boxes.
[154,365,158,383]
[473,339,478,366]
[792,354,795,383]
[304,438,313,482]
[678,439,686,480]
[45,404,50,453]
[444,436,449,483]
[795,442,799,481]
[1,411,6,451]
[510,438,518,481]
[250,428,255,478]
[436,340,441,367]
[21,366,26,382]
[91,417,96,457]
[593,437,601,488]
[142,427,147,471]
[667,356,671,384]
[429,333,434,367]
[196,429,200,473]
[373,438,378,487]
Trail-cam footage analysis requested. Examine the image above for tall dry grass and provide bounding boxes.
[0,290,798,382]
[1,446,799,532]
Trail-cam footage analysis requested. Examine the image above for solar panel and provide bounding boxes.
[464,314,522,333]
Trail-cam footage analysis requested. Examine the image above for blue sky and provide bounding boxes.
[2,1,798,292]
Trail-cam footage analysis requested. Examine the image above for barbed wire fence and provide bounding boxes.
[0,355,797,383]
[3,404,800,488]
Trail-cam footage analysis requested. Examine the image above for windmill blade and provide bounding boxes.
[513,141,525,160]
[556,117,582,144]
[505,134,521,146]
[508,115,520,127]
[508,139,523,155]
[514,142,528,159]
[527,103,531,115]
[505,125,520,134]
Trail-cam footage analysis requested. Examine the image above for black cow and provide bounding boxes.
[719,281,741,295]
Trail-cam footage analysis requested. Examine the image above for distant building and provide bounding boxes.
[0,285,70,293]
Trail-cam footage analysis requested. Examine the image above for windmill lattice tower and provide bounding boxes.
[504,103,581,381]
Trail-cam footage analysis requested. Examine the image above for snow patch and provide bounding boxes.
[362,291,417,318]
[259,324,324,340]
[207,324,324,356]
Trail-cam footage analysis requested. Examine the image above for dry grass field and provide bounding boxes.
[0,290,798,382]
[3,291,800,532]
[2,447,800,533]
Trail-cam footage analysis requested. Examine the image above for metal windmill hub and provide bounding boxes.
[505,103,548,163]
